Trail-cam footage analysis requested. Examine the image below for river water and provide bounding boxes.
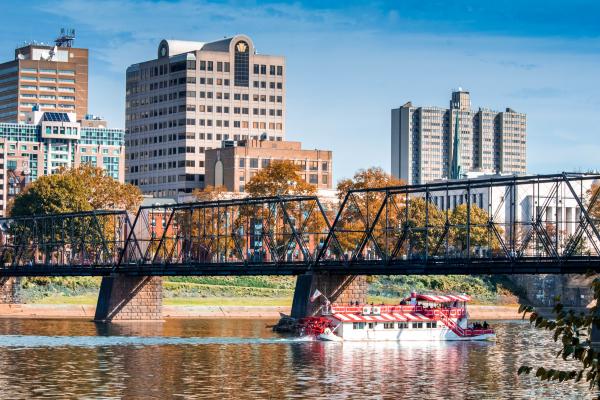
[0,318,593,399]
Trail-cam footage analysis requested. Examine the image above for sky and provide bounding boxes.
[1,0,599,182]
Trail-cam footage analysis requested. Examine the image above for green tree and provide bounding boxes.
[518,277,600,392]
[516,183,600,394]
[449,203,500,253]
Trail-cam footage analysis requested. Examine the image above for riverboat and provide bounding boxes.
[299,293,495,342]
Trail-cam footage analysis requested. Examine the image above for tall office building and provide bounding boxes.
[125,35,286,197]
[0,29,88,123]
[391,89,527,185]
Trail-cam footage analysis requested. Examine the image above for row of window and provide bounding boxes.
[353,321,438,330]
[139,61,283,77]
[126,133,281,149]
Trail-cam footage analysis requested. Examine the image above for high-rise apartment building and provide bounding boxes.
[391,89,527,185]
[0,110,125,216]
[125,35,286,197]
[0,30,88,123]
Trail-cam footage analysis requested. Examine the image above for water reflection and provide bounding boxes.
[0,319,594,399]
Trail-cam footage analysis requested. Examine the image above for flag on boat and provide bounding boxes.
[310,289,322,302]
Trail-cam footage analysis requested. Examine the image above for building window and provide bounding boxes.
[239,158,245,168]
[353,322,365,330]
[383,322,394,329]
[309,174,318,184]
[234,41,250,87]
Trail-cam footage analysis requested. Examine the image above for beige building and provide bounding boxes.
[204,139,332,192]
[0,30,88,123]
[391,89,527,185]
[0,110,125,216]
[125,35,286,197]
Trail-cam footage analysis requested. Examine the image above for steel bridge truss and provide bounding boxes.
[0,173,599,276]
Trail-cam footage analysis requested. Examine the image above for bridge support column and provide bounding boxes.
[0,277,21,304]
[290,274,368,318]
[94,275,163,322]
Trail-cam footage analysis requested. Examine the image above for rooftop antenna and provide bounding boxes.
[55,28,76,48]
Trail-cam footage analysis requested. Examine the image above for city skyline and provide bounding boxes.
[1,0,599,183]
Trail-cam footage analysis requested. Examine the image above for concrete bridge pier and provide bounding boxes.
[94,275,163,322]
[290,274,368,318]
[0,277,21,304]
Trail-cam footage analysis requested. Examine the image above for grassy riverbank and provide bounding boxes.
[18,275,520,306]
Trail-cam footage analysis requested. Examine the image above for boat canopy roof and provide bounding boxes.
[405,294,471,303]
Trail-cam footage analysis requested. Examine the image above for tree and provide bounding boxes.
[516,183,600,394]
[244,160,323,262]
[10,164,141,216]
[245,160,316,197]
[336,167,404,201]
[518,277,600,392]
[192,185,230,202]
[332,167,405,259]
[4,165,142,267]
[449,203,500,253]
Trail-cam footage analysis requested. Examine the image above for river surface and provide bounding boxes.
[0,318,593,399]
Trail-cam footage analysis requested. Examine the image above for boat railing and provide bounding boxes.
[330,304,466,317]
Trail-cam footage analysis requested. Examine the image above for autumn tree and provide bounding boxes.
[332,167,405,259]
[10,164,141,216]
[243,160,322,262]
[170,185,237,263]
[245,160,316,197]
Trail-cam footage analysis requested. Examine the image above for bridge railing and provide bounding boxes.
[118,195,332,272]
[316,172,600,271]
[0,210,131,274]
[0,173,599,275]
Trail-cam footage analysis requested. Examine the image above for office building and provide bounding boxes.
[0,29,88,123]
[125,35,286,197]
[0,110,125,215]
[391,89,526,185]
[205,139,332,192]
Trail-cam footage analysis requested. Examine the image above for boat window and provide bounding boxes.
[426,322,438,328]
[368,322,377,329]
[397,322,408,329]
[353,322,365,330]
[383,322,394,329]
[412,322,423,329]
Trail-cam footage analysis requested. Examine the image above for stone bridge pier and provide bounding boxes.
[0,277,21,304]
[290,274,367,318]
[94,275,163,322]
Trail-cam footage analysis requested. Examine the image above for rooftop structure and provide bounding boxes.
[0,30,88,123]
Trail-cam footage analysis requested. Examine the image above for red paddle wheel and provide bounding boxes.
[297,317,333,337]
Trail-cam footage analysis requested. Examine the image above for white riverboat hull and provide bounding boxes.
[321,323,495,342]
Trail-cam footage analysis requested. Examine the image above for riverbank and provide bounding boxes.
[0,303,523,320]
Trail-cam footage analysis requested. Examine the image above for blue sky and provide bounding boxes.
[1,0,599,181]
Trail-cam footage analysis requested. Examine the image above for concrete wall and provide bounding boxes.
[94,275,163,322]
[290,274,367,318]
[510,274,595,308]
